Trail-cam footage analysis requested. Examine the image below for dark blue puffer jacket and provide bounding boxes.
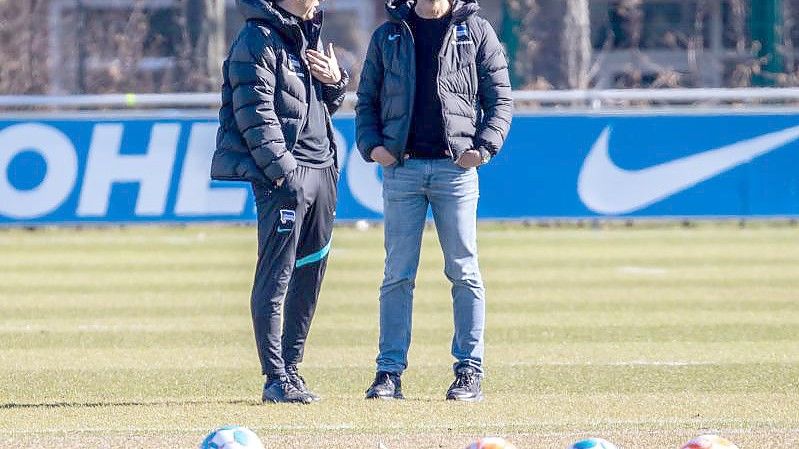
[211,0,348,184]
[356,0,512,163]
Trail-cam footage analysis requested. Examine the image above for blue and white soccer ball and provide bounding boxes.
[569,438,618,449]
[200,426,264,449]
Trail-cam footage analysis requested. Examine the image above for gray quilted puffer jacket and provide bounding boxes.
[356,0,512,163]
[211,0,348,184]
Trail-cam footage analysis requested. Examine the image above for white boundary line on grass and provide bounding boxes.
[0,357,727,367]
[505,361,721,367]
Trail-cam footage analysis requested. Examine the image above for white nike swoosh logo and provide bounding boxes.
[578,125,799,215]
[388,34,400,41]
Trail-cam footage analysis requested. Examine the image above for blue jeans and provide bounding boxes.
[377,158,485,375]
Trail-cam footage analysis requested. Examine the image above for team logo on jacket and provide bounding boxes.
[453,24,473,45]
[278,209,296,234]
[286,54,305,77]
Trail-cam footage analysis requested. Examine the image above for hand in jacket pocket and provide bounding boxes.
[370,146,398,167]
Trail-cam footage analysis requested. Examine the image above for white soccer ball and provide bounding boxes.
[680,434,739,449]
[569,437,618,449]
[200,426,264,449]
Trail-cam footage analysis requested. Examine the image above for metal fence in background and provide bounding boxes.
[3,88,799,111]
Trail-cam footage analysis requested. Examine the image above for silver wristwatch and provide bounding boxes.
[478,148,492,165]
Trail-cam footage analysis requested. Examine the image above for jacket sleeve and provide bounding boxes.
[355,29,385,163]
[228,28,297,182]
[474,20,513,156]
[322,69,350,115]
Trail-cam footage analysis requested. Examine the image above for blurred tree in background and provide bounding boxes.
[0,0,798,95]
[502,0,799,90]
[181,0,226,90]
[0,1,49,94]
[502,0,592,89]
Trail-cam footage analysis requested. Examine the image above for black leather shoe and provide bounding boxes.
[365,371,404,400]
[262,377,313,404]
[286,365,321,402]
[446,366,484,402]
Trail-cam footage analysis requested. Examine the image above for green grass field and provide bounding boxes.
[1,223,798,448]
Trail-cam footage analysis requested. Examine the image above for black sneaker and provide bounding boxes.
[262,377,313,404]
[365,371,404,400]
[446,366,484,402]
[286,365,320,402]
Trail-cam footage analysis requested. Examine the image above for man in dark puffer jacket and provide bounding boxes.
[357,0,512,402]
[210,0,348,404]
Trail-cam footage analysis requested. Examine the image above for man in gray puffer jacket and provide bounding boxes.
[210,0,348,404]
[357,0,512,402]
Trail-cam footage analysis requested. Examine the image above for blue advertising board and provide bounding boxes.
[2,110,799,226]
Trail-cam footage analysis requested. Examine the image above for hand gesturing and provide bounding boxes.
[307,43,342,85]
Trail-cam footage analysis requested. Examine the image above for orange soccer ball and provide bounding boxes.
[681,435,739,449]
[465,437,518,449]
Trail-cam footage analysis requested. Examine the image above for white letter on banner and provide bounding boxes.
[0,124,78,219]
[175,123,247,216]
[77,123,180,217]
[346,142,383,214]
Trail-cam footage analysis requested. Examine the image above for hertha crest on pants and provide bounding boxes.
[278,209,295,234]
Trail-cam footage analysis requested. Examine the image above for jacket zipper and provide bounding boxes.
[315,15,339,169]
[293,19,338,167]
[438,17,458,160]
[291,24,312,151]
[398,19,416,161]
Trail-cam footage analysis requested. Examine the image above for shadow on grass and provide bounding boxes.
[0,399,258,409]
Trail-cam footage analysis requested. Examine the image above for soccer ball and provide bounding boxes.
[681,435,739,449]
[200,426,264,449]
[465,437,518,449]
[569,437,619,449]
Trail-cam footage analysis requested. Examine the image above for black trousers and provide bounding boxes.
[251,164,338,377]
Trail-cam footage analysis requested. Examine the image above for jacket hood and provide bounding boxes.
[237,0,295,25]
[237,0,323,42]
[385,0,480,23]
